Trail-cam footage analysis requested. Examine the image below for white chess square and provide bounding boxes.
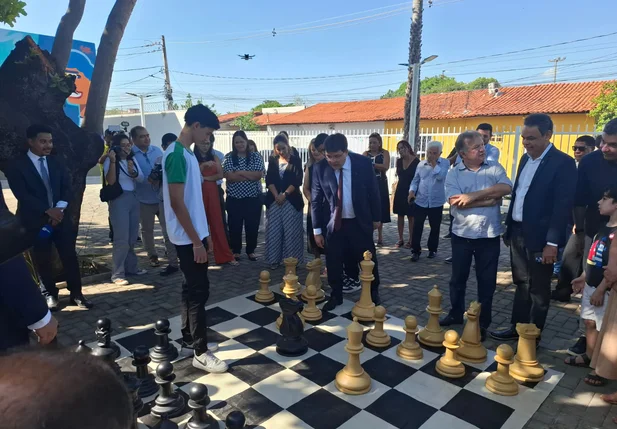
[258,344,317,369]
[260,410,313,429]
[214,339,255,364]
[382,316,407,341]
[323,378,389,409]
[381,344,439,370]
[210,317,260,339]
[252,368,321,409]
[460,348,497,371]
[212,296,264,315]
[337,410,398,429]
[323,298,355,316]
[420,411,479,429]
[316,316,355,338]
[181,371,251,403]
[395,370,461,410]
[320,341,378,365]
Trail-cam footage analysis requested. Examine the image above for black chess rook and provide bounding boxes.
[133,345,158,398]
[180,383,216,429]
[150,361,186,419]
[150,319,179,364]
[225,410,246,429]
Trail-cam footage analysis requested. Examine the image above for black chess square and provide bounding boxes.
[363,354,416,387]
[210,388,283,427]
[441,389,514,429]
[417,337,445,355]
[246,292,281,306]
[361,330,402,353]
[116,328,157,353]
[303,327,345,352]
[288,389,361,429]
[304,310,338,326]
[207,307,237,327]
[229,352,286,386]
[419,356,480,388]
[233,327,280,351]
[173,327,229,349]
[241,307,281,327]
[289,354,345,387]
[365,389,437,428]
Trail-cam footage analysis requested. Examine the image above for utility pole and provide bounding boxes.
[548,57,566,83]
[161,35,174,110]
[404,0,423,149]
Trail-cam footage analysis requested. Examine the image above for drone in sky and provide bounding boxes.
[238,54,255,61]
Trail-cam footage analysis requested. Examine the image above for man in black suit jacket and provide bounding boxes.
[311,133,382,311]
[490,114,577,341]
[6,124,92,310]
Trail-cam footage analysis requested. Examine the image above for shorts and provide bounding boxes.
[581,283,609,331]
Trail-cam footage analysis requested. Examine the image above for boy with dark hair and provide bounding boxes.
[565,187,617,379]
[162,105,227,373]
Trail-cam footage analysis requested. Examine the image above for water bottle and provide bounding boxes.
[38,224,53,240]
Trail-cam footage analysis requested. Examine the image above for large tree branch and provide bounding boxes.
[82,0,137,134]
[51,0,86,71]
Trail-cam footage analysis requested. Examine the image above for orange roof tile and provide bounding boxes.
[253,112,295,126]
[265,80,611,125]
[218,111,249,123]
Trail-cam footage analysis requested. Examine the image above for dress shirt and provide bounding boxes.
[409,157,449,208]
[132,145,164,205]
[314,155,355,236]
[27,310,51,330]
[27,150,67,210]
[213,149,225,186]
[446,160,512,239]
[103,158,144,192]
[454,143,500,166]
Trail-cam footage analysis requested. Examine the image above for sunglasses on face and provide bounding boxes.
[572,146,587,152]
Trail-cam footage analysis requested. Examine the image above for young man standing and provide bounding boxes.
[162,105,227,373]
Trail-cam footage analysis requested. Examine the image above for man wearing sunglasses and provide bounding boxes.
[572,135,596,165]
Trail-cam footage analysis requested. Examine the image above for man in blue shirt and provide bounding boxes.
[131,126,165,268]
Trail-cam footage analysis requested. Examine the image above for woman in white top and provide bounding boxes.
[104,133,145,285]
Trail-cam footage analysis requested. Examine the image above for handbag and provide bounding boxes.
[99,159,124,202]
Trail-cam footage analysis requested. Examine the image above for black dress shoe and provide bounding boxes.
[489,326,519,341]
[371,294,381,306]
[410,253,420,262]
[70,294,93,309]
[445,256,453,264]
[551,290,571,303]
[322,297,343,311]
[46,296,59,311]
[427,251,437,259]
[439,313,463,327]
[160,265,179,277]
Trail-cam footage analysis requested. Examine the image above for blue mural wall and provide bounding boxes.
[0,29,96,126]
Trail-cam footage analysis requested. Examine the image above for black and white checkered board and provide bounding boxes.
[104,289,563,429]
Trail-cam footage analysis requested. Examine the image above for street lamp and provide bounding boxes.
[400,54,438,146]
[126,92,153,128]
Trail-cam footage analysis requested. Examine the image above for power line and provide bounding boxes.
[114,66,161,72]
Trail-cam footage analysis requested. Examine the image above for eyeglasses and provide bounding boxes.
[572,146,587,152]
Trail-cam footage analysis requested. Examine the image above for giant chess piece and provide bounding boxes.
[486,344,519,396]
[95,318,121,359]
[510,323,544,383]
[91,320,122,377]
[366,306,391,348]
[301,285,322,322]
[156,414,179,429]
[133,345,158,398]
[276,285,308,357]
[180,383,216,429]
[74,340,92,354]
[435,330,465,379]
[125,374,143,422]
[418,286,445,348]
[280,257,299,292]
[150,361,186,419]
[225,411,246,429]
[301,259,325,303]
[351,251,376,322]
[396,316,423,360]
[335,317,372,395]
[255,270,275,304]
[276,274,305,330]
[457,301,487,364]
[150,319,179,364]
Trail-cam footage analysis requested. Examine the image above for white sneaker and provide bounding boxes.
[193,350,228,373]
[135,269,148,275]
[113,279,129,286]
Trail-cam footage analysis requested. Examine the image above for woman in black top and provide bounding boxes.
[264,134,304,270]
[363,132,391,246]
[392,140,420,248]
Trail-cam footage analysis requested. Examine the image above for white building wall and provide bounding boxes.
[267,121,385,134]
[104,111,184,148]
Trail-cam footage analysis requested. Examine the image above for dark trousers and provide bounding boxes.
[449,235,500,329]
[32,219,82,298]
[226,196,261,255]
[509,223,554,330]
[326,218,380,301]
[412,205,443,254]
[175,237,210,354]
[554,231,585,298]
[218,185,230,245]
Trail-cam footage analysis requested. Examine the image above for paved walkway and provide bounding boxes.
[3,183,617,428]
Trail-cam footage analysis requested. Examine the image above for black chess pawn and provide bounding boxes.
[225,411,246,429]
[124,374,143,419]
[150,361,185,419]
[181,383,216,429]
[154,414,179,429]
[276,296,308,357]
[74,340,91,354]
[95,318,121,359]
[133,345,158,398]
[91,324,122,377]
[150,319,179,364]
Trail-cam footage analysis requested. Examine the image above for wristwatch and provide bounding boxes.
[284,191,289,197]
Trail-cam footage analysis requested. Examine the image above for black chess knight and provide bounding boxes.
[276,296,308,356]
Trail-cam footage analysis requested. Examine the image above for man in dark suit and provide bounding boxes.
[6,124,92,310]
[490,114,577,341]
[311,133,382,311]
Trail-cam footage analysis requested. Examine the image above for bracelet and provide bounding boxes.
[193,244,204,249]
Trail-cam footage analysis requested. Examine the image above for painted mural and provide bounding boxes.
[0,29,96,126]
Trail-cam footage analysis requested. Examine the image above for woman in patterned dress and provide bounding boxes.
[264,134,304,270]
[222,131,265,262]
[363,132,391,246]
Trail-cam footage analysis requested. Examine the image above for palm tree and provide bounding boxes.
[403,0,423,150]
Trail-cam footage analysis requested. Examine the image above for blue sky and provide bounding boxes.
[4,0,617,113]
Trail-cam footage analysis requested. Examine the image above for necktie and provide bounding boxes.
[334,168,343,231]
[39,157,54,208]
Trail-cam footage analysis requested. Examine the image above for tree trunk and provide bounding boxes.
[403,0,423,150]
[82,0,137,133]
[51,0,86,71]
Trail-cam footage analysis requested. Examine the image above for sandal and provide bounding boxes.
[247,253,258,262]
[584,372,608,387]
[600,393,617,405]
[564,354,590,367]
[404,241,412,249]
[233,254,241,261]
[396,240,404,247]
[228,260,239,266]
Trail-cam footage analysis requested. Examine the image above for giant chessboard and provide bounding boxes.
[103,289,563,429]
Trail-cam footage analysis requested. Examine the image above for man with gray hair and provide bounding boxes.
[440,131,512,340]
[408,140,449,261]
